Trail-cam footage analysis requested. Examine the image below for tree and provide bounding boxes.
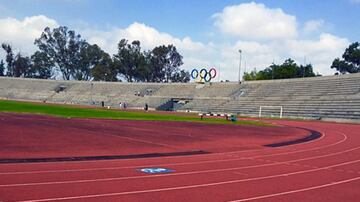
[113,39,146,82]
[135,51,152,82]
[1,43,33,78]
[1,43,14,76]
[281,59,297,78]
[146,49,165,82]
[13,53,32,77]
[74,44,111,81]
[170,69,190,82]
[0,60,5,76]
[243,58,317,81]
[31,51,54,79]
[299,64,316,78]
[331,42,360,74]
[150,45,183,82]
[243,70,258,81]
[91,50,117,81]
[91,63,117,81]
[34,26,87,80]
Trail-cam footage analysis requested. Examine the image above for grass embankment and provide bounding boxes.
[0,100,272,126]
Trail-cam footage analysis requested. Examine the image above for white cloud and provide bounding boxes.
[84,22,207,54]
[286,33,349,74]
[0,6,351,81]
[287,33,348,56]
[219,34,349,79]
[213,2,298,40]
[82,22,213,73]
[0,15,212,77]
[211,2,350,79]
[303,19,324,34]
[0,15,58,55]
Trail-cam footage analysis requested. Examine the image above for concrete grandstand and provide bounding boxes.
[1,73,360,121]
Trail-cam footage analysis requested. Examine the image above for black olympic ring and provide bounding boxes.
[191,68,217,82]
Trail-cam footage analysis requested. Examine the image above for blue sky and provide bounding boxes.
[0,0,359,80]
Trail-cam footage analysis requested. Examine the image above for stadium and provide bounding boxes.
[1,1,360,202]
[0,73,360,201]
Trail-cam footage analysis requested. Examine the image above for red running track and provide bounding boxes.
[0,113,309,158]
[0,114,359,201]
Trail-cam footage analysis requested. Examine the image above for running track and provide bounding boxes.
[0,117,359,201]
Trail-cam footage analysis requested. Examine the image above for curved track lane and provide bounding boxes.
[0,119,359,202]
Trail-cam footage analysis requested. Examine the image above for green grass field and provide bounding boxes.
[0,100,272,126]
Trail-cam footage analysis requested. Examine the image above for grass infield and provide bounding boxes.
[0,100,272,126]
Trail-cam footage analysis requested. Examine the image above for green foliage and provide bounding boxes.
[91,53,117,81]
[31,51,54,79]
[243,69,258,81]
[0,60,4,76]
[34,26,87,80]
[34,26,117,81]
[0,100,272,127]
[113,39,146,82]
[13,53,33,77]
[75,44,111,81]
[1,43,35,78]
[149,45,185,82]
[243,58,318,81]
[1,25,190,83]
[331,42,360,74]
[171,69,190,82]
[113,39,189,82]
[1,43,14,76]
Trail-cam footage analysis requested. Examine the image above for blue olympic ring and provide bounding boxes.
[191,68,217,82]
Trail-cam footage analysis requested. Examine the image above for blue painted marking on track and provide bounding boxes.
[138,167,174,174]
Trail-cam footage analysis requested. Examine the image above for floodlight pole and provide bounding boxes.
[238,50,242,83]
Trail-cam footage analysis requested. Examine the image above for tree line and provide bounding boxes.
[331,42,360,74]
[0,26,190,82]
[243,42,360,81]
[1,25,359,82]
[243,58,320,81]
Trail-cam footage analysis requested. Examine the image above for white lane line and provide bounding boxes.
[0,131,346,175]
[0,131,338,175]
[233,171,248,176]
[229,177,360,201]
[17,159,360,202]
[2,141,359,187]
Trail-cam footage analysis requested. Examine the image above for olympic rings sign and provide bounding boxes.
[191,68,217,82]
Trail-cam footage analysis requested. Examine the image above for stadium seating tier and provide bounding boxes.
[1,73,360,120]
